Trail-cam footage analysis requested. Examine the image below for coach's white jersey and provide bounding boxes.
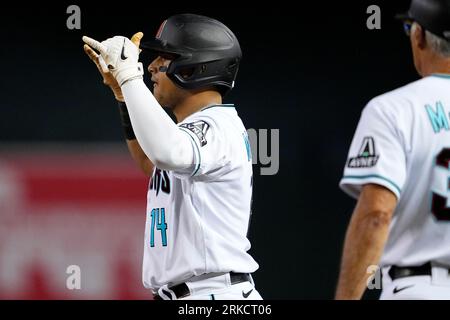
[340,74,450,267]
[142,104,258,291]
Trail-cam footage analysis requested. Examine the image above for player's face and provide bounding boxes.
[148,55,188,109]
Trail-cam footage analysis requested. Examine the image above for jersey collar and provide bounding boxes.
[200,104,235,112]
[431,73,450,79]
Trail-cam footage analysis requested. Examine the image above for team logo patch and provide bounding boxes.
[347,137,379,168]
[180,121,210,147]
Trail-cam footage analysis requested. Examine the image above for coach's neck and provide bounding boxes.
[417,50,450,77]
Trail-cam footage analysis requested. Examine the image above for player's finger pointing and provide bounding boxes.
[131,32,144,47]
[83,44,99,62]
[82,36,107,56]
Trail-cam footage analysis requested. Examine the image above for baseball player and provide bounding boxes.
[336,0,450,300]
[83,14,262,300]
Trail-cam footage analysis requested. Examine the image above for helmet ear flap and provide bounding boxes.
[179,66,196,80]
[173,63,208,81]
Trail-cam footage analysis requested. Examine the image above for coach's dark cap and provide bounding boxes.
[396,0,450,40]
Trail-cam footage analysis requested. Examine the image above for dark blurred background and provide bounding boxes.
[0,0,416,299]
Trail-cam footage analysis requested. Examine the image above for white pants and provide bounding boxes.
[380,265,450,300]
[157,273,263,300]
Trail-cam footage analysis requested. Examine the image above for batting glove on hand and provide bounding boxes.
[83,32,144,101]
[82,35,144,86]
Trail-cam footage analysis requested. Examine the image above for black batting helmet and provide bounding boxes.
[140,14,242,96]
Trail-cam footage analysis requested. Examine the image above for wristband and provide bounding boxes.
[118,101,136,140]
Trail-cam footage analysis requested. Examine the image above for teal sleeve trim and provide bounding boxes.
[179,127,201,176]
[342,174,401,195]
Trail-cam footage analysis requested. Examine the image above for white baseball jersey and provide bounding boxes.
[340,74,450,268]
[142,104,259,292]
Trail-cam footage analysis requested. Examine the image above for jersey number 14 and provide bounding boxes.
[150,208,168,247]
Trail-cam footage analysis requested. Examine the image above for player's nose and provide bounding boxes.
[148,63,156,74]
[148,58,159,74]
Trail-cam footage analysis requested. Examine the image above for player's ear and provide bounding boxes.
[414,23,427,50]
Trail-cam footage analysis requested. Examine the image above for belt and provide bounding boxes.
[388,262,435,280]
[154,272,251,300]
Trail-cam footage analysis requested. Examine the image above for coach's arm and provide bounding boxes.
[335,183,397,300]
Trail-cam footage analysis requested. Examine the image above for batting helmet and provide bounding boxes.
[140,13,242,96]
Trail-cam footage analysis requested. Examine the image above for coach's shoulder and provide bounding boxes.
[364,78,429,118]
[370,78,431,108]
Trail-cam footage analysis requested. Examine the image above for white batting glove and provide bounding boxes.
[82,35,144,86]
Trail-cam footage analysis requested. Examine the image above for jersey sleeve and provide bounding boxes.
[339,99,408,200]
[172,115,230,180]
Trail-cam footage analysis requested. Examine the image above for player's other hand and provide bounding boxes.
[84,42,123,101]
[83,32,144,94]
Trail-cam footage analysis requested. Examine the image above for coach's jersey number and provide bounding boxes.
[150,208,168,247]
[432,148,450,221]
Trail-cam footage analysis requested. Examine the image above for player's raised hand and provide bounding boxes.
[83,32,144,101]
[84,43,124,101]
[82,33,144,87]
